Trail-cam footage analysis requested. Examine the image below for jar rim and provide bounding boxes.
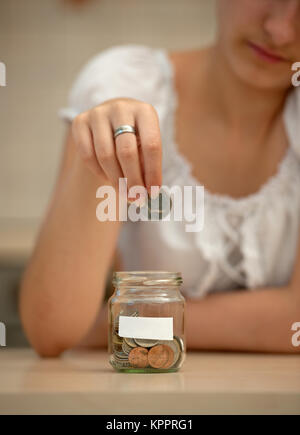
[112,271,183,287]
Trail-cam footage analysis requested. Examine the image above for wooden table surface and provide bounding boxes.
[0,348,299,414]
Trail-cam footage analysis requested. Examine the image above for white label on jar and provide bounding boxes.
[118,316,173,340]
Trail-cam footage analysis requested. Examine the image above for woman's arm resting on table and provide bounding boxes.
[80,230,300,354]
[19,128,123,357]
[186,229,300,353]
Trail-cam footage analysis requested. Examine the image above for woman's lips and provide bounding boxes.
[247,41,288,64]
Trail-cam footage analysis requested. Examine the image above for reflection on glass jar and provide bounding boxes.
[108,271,186,373]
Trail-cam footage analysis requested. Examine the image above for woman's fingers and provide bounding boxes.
[88,106,123,188]
[134,104,162,197]
[71,99,163,204]
[71,112,104,177]
[109,101,146,202]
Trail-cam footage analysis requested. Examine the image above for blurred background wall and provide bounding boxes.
[0,0,216,346]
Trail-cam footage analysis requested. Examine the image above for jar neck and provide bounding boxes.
[114,287,183,300]
[112,271,183,290]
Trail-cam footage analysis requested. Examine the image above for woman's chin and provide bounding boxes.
[232,60,292,91]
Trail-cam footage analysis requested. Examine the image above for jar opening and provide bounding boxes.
[112,271,183,287]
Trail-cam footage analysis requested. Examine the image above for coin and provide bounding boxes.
[112,334,123,345]
[114,350,129,360]
[128,347,149,368]
[111,311,184,371]
[113,343,123,353]
[124,337,138,348]
[159,339,180,367]
[174,335,184,352]
[122,340,133,355]
[174,336,185,366]
[134,338,159,348]
[113,317,120,333]
[161,344,176,369]
[148,344,174,369]
[140,188,172,220]
[111,359,131,369]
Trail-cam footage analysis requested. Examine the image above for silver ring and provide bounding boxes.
[114,125,136,139]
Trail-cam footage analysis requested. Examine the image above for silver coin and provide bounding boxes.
[114,348,128,357]
[134,338,159,348]
[111,359,131,369]
[114,358,129,364]
[113,318,120,331]
[117,361,131,369]
[177,350,185,367]
[159,338,181,367]
[114,356,129,364]
[122,340,133,355]
[112,343,123,353]
[112,333,123,345]
[139,188,172,220]
[114,350,129,360]
[124,337,138,348]
[174,335,184,352]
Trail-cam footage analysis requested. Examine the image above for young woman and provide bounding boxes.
[20,0,300,356]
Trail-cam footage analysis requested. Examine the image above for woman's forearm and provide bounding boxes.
[76,286,300,354]
[19,131,122,357]
[186,285,300,353]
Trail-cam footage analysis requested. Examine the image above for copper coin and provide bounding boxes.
[128,347,149,368]
[161,344,175,369]
[148,344,174,369]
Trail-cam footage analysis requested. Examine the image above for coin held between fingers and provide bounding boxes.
[127,191,147,207]
[149,185,160,199]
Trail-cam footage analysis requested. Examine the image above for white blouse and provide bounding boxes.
[59,43,300,299]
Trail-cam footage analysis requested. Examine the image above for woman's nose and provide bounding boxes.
[264,0,299,47]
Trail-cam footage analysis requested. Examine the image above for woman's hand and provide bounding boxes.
[71,97,163,203]
[20,97,163,357]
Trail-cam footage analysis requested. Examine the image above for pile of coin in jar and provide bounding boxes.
[110,312,184,371]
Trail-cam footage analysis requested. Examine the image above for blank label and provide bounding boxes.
[118,316,173,340]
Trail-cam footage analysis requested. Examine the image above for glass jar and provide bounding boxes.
[108,271,186,373]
